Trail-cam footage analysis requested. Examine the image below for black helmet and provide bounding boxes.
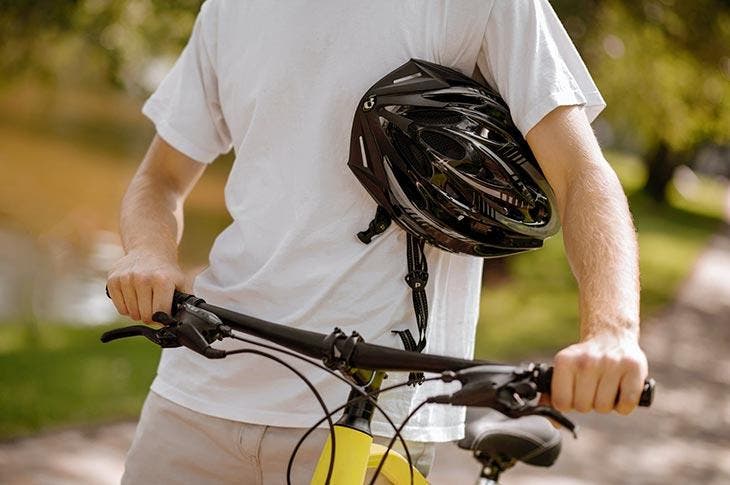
[348,59,560,257]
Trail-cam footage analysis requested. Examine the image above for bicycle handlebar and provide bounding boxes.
[101,289,655,408]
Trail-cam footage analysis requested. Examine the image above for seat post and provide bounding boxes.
[475,451,516,484]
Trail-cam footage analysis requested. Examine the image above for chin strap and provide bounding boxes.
[358,207,429,385]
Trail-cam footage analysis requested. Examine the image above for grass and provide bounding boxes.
[0,323,160,439]
[475,153,725,360]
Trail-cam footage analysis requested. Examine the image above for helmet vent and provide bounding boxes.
[392,128,432,176]
[478,127,509,145]
[420,130,466,160]
[423,92,484,105]
[408,109,463,126]
[393,72,423,84]
[358,136,369,168]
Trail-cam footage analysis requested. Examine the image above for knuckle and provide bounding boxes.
[120,273,133,287]
[150,270,169,285]
[553,352,573,368]
[106,274,119,287]
[602,354,621,368]
[132,272,152,286]
[576,353,597,371]
[624,358,643,373]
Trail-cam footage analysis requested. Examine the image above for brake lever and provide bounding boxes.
[100,299,232,359]
[429,364,578,437]
[100,325,182,348]
[529,406,578,437]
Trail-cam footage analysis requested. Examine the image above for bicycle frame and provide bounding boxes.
[310,372,427,485]
[312,426,427,485]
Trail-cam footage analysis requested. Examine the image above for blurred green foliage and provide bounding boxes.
[554,0,730,200]
[0,322,159,438]
[0,0,203,90]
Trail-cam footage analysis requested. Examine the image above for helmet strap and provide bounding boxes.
[357,208,430,386]
[392,233,428,385]
[356,206,392,243]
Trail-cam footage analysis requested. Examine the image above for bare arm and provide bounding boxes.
[107,135,207,323]
[526,106,648,415]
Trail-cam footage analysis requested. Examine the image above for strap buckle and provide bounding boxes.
[404,270,428,289]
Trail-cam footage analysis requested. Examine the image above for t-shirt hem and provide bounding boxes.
[519,88,606,136]
[151,377,464,443]
[142,99,220,164]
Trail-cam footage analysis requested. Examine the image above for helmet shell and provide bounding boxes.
[348,59,560,257]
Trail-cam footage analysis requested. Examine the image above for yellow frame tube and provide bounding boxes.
[311,425,428,485]
[367,443,428,485]
[311,425,372,484]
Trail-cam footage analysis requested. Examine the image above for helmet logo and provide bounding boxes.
[363,96,376,111]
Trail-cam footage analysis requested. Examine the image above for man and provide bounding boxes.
[107,1,649,482]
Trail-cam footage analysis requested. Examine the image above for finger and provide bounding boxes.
[616,362,644,415]
[573,356,600,413]
[151,279,175,317]
[551,354,575,412]
[107,279,128,315]
[593,361,622,414]
[136,280,154,324]
[120,277,140,321]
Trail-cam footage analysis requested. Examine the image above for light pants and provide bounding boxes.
[122,391,435,484]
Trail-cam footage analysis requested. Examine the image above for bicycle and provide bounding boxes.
[101,290,655,484]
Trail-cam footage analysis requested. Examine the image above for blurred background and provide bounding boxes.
[0,0,728,483]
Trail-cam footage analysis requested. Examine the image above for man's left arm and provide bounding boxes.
[525,105,649,415]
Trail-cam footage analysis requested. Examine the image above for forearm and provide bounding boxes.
[527,106,647,414]
[560,160,640,340]
[119,136,201,261]
[120,165,184,262]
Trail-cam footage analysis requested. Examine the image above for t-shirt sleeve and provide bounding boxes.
[142,0,232,163]
[476,0,606,136]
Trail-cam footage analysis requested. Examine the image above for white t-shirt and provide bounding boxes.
[143,0,605,442]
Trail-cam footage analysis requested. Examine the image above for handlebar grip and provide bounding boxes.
[537,367,655,407]
[172,289,195,307]
[105,286,196,312]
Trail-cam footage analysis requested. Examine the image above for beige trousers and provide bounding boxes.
[122,391,435,484]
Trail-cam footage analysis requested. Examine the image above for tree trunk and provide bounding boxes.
[643,142,680,203]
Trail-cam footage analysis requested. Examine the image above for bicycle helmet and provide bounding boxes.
[349,59,560,257]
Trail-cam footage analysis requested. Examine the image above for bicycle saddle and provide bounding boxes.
[458,408,561,467]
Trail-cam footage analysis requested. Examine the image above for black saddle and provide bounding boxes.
[458,408,562,467]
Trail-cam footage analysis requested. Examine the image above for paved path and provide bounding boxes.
[2,226,729,484]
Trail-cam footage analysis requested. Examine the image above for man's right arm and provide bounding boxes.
[107,134,208,323]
